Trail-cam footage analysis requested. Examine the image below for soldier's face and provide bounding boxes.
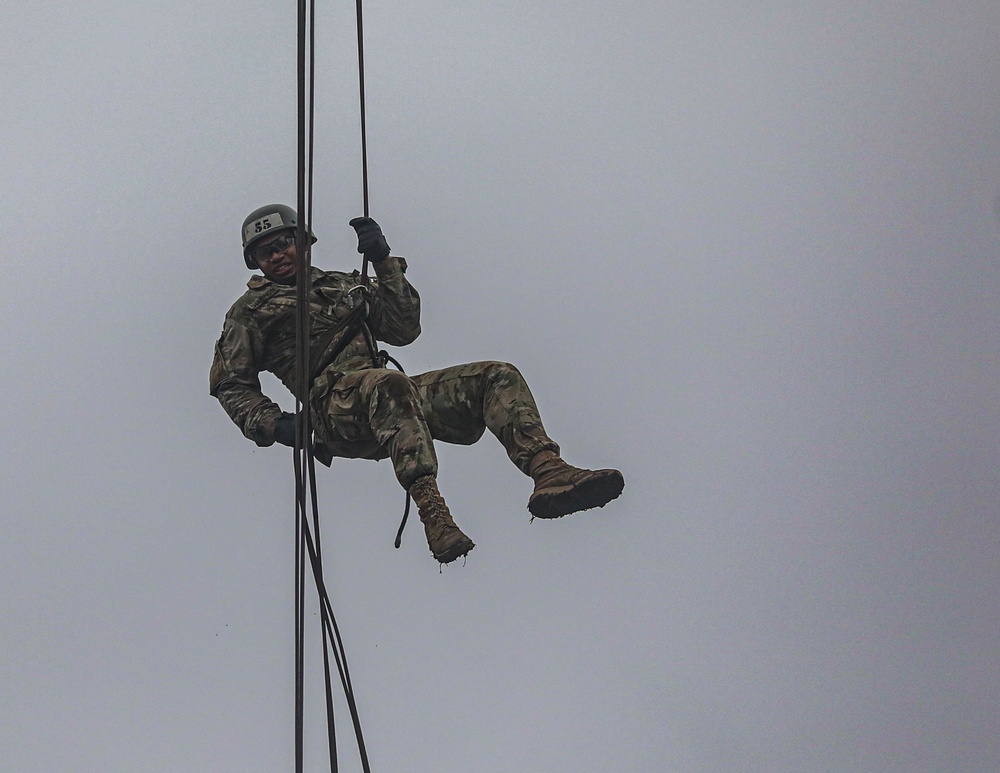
[253,230,299,284]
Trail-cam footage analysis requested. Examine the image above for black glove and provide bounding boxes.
[348,216,391,263]
[274,413,296,447]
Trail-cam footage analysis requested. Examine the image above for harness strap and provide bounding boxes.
[309,303,370,383]
[312,315,415,548]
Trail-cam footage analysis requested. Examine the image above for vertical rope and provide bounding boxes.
[355,0,370,217]
[303,0,342,764]
[294,0,310,768]
[293,0,372,771]
[355,0,371,282]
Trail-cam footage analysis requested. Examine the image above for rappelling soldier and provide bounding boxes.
[210,205,624,565]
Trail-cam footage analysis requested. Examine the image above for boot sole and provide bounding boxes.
[433,534,476,564]
[528,469,625,519]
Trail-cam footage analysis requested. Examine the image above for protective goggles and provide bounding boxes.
[252,232,297,262]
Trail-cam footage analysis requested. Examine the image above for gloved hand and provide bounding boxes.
[274,412,296,447]
[348,216,391,263]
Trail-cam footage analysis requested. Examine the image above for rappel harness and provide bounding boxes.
[303,282,414,540]
[307,284,396,383]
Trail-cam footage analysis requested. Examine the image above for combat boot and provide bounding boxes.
[527,450,625,519]
[409,475,475,564]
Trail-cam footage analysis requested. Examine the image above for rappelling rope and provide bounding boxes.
[292,0,372,771]
[347,0,415,547]
[293,0,316,769]
[355,0,372,284]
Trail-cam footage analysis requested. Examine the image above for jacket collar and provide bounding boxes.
[247,266,324,290]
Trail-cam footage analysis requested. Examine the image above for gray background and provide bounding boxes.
[2,1,999,771]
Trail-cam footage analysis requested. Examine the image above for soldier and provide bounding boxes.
[210,205,624,565]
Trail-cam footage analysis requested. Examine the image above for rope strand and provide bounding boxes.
[293,0,371,770]
[355,0,371,283]
[294,0,310,767]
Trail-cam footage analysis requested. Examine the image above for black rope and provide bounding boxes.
[294,1,310,769]
[394,494,412,549]
[293,0,371,771]
[355,0,369,218]
[348,0,413,551]
[355,0,371,283]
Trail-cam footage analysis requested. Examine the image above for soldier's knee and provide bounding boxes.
[484,361,525,387]
[374,368,419,402]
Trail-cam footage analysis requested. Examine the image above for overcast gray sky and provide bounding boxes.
[2,2,999,771]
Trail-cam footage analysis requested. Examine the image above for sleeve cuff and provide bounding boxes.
[373,255,407,279]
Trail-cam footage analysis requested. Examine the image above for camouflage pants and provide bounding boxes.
[312,361,559,488]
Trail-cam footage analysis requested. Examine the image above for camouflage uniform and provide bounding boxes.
[210,255,559,487]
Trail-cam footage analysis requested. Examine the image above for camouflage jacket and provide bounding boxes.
[210,256,420,449]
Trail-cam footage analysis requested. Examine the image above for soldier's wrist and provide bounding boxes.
[373,255,406,279]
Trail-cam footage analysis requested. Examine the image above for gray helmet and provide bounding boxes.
[241,204,316,269]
